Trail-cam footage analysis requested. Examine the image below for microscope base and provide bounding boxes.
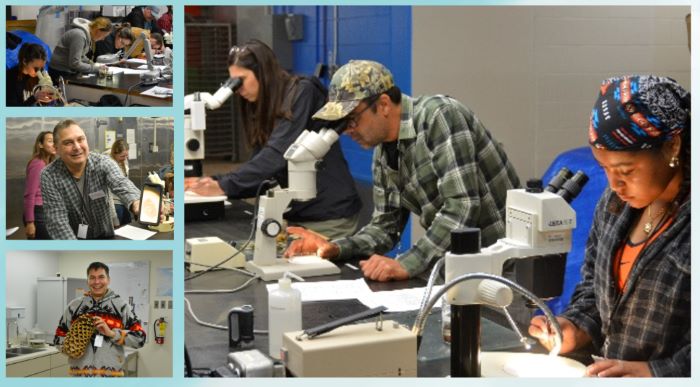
[480,352,585,377]
[245,257,340,281]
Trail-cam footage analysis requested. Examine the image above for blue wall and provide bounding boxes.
[275,6,412,255]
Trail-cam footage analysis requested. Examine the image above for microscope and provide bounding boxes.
[183,77,242,177]
[279,170,589,378]
[244,122,349,281]
[183,78,244,270]
[439,170,589,376]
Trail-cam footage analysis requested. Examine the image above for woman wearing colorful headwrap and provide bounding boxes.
[529,75,690,377]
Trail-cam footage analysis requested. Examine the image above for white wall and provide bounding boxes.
[56,250,172,377]
[5,251,60,336]
[413,6,690,179]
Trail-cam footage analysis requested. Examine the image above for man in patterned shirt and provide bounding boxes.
[55,261,146,377]
[41,119,141,239]
[286,60,520,282]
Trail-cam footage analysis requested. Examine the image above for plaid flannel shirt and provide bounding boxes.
[41,152,141,239]
[562,188,690,376]
[335,94,520,276]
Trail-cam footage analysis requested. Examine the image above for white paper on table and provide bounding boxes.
[121,68,149,75]
[357,285,443,312]
[266,278,371,302]
[141,86,173,98]
[184,190,227,204]
[137,64,167,70]
[126,58,147,65]
[114,225,157,240]
[106,67,124,74]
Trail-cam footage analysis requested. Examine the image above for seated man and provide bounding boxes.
[41,120,141,239]
[286,60,520,282]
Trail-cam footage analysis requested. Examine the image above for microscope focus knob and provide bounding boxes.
[186,138,200,151]
[261,219,282,238]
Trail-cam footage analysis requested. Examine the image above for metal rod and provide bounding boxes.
[451,305,480,377]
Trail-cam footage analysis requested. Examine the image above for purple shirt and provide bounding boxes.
[24,158,47,222]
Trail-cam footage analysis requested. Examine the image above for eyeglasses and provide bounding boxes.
[229,45,247,56]
[346,97,379,129]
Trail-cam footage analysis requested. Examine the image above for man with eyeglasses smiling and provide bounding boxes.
[285,60,520,282]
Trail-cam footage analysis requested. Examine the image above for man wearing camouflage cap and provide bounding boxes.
[286,60,520,281]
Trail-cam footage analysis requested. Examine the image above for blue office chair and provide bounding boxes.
[6,30,52,70]
[541,147,607,314]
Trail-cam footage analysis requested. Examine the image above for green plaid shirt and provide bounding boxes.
[335,94,520,276]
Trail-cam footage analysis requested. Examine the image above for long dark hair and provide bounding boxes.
[28,131,55,167]
[228,39,295,148]
[17,43,47,90]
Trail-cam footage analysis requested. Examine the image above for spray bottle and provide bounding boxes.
[268,272,303,359]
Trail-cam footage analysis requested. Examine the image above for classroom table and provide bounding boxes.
[63,71,172,107]
[184,200,535,377]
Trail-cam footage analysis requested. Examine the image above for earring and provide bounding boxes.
[669,156,679,168]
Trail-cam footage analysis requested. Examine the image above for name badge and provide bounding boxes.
[77,224,88,239]
[94,334,104,347]
[89,190,106,200]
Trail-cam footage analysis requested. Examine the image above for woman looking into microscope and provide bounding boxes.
[529,75,690,377]
[185,40,361,239]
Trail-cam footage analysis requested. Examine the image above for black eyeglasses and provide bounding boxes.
[347,96,379,129]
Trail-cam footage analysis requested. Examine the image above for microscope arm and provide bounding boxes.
[252,125,345,267]
[184,78,242,111]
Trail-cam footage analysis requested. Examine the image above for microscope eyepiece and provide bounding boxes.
[225,77,243,92]
[555,171,589,203]
[525,178,543,193]
[544,167,572,193]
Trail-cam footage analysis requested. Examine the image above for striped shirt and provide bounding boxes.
[562,188,690,376]
[335,94,520,276]
[41,152,141,239]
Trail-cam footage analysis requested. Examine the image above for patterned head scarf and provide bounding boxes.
[312,60,395,121]
[588,75,690,150]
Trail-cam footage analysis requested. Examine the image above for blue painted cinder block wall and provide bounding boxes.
[275,6,412,255]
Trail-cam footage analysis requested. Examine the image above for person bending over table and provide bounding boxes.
[285,60,520,282]
[529,75,690,377]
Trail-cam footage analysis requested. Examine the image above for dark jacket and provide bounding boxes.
[214,77,362,222]
[93,31,118,59]
[124,7,161,35]
[6,66,37,106]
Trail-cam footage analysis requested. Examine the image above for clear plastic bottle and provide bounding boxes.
[268,272,302,359]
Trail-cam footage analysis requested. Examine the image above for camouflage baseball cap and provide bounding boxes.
[312,60,395,121]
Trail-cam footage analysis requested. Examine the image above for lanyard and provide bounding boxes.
[70,165,91,226]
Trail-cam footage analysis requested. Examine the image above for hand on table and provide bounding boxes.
[359,255,409,282]
[284,226,339,258]
[585,359,651,377]
[184,177,225,196]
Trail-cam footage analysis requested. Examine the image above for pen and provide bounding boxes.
[344,263,358,270]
